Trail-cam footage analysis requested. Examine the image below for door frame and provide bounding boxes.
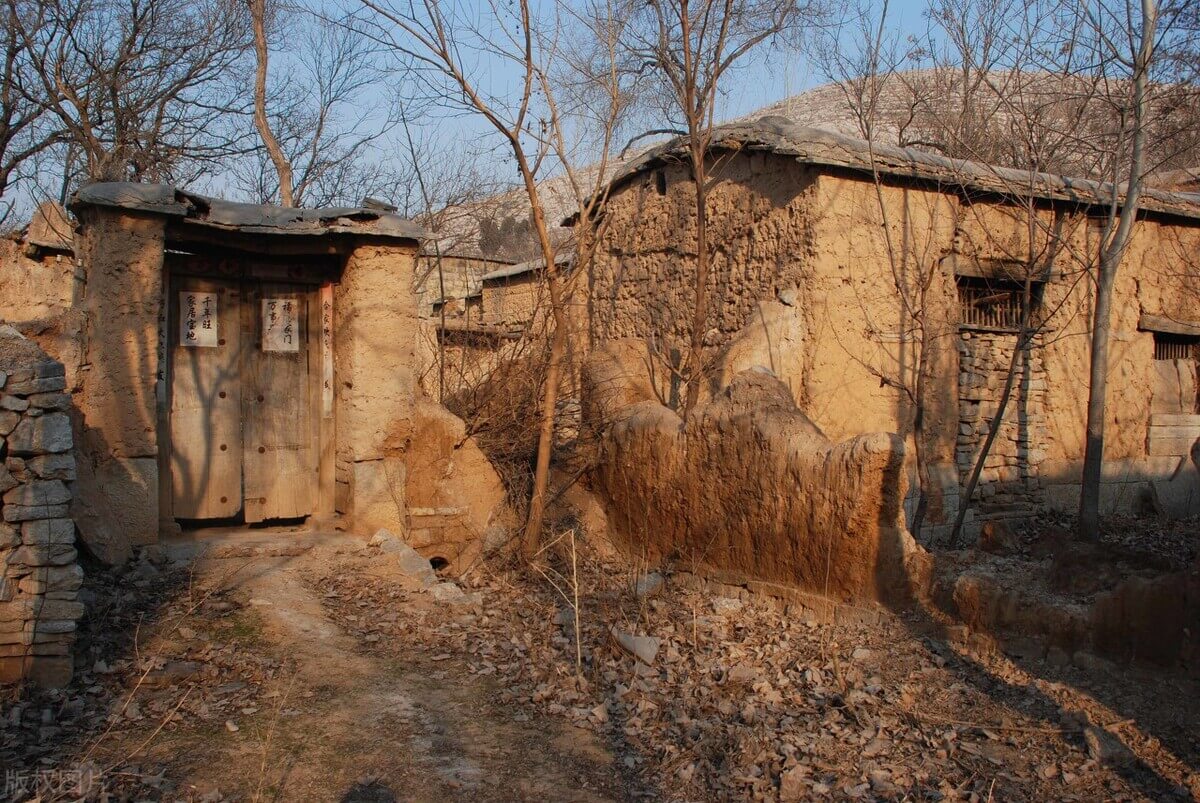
[159,254,336,525]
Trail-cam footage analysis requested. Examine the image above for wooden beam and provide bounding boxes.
[1138,313,1200,337]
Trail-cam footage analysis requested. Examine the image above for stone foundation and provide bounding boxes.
[0,330,82,687]
[953,329,1049,535]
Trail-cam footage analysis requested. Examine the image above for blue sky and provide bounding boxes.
[365,0,937,195]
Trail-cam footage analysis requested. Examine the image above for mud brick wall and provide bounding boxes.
[955,330,1049,526]
[0,332,82,688]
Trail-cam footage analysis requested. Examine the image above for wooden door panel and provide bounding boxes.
[243,284,316,522]
[169,279,243,519]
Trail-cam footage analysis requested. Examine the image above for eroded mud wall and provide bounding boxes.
[591,152,1200,530]
[335,242,512,567]
[586,340,931,606]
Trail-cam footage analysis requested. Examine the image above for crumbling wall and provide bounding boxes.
[335,242,513,568]
[388,400,513,572]
[0,240,77,323]
[592,150,1200,534]
[585,339,932,606]
[0,331,82,687]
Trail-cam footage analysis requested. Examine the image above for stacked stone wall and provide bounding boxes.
[0,331,81,687]
[955,330,1049,527]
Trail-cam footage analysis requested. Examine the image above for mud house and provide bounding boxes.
[583,117,1200,542]
[414,249,513,319]
[0,185,508,573]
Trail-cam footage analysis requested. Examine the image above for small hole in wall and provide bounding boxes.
[654,170,667,196]
[429,556,450,573]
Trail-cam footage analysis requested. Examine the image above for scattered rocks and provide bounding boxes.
[372,528,438,588]
[710,596,743,616]
[430,582,480,607]
[609,626,660,665]
[634,571,664,598]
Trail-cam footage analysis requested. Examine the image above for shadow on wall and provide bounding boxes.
[583,337,932,609]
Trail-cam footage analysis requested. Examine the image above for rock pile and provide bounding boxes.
[0,328,81,687]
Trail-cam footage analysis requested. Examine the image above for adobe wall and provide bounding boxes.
[334,242,512,566]
[71,206,166,553]
[481,274,543,330]
[0,331,83,688]
[334,242,423,530]
[585,339,932,606]
[0,239,77,323]
[591,151,1200,536]
[414,254,504,315]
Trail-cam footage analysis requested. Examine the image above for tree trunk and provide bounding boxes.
[521,273,568,558]
[519,159,568,558]
[249,0,294,207]
[1077,0,1156,541]
[1077,254,1117,540]
[683,142,710,415]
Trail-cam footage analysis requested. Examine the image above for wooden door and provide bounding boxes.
[242,283,317,522]
[169,278,244,519]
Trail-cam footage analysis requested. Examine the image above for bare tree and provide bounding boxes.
[248,0,294,206]
[0,1,60,225]
[242,4,393,207]
[15,0,252,184]
[1077,0,1160,540]
[355,0,630,557]
[618,0,820,414]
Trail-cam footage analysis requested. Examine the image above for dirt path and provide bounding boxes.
[177,537,623,802]
[5,527,1197,802]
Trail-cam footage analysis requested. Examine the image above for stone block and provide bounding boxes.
[27,655,73,687]
[46,564,83,595]
[351,458,407,534]
[30,619,76,633]
[8,412,72,455]
[20,518,75,546]
[37,599,84,621]
[0,410,18,435]
[27,392,70,410]
[3,503,70,522]
[0,394,29,411]
[0,465,17,494]
[7,543,76,566]
[70,452,133,565]
[3,479,71,507]
[0,523,17,548]
[25,454,76,480]
[0,598,33,621]
[31,637,74,653]
[5,374,66,395]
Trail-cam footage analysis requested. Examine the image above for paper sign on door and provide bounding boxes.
[320,284,333,416]
[180,291,218,347]
[262,297,299,352]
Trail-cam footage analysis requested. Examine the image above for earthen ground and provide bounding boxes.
[2,526,1198,802]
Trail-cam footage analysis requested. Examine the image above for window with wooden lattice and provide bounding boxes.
[1153,332,1200,361]
[956,276,1032,331]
